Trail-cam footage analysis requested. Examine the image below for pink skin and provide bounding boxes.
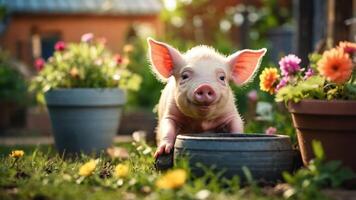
[147,38,267,158]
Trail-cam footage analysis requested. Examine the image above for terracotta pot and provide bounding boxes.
[288,100,356,172]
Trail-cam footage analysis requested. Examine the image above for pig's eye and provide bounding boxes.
[219,75,225,81]
[181,73,190,80]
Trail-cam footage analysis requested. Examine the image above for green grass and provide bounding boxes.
[1,141,352,200]
[0,142,286,200]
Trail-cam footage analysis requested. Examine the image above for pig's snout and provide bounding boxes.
[193,84,216,105]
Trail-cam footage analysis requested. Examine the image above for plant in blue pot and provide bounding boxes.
[30,33,142,155]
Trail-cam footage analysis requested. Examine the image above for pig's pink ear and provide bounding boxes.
[228,48,267,85]
[147,38,184,82]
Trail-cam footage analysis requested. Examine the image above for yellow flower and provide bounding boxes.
[78,159,97,177]
[114,164,130,178]
[259,67,280,94]
[10,150,24,158]
[156,169,187,189]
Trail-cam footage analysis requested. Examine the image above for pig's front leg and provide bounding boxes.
[154,118,177,158]
[227,116,244,133]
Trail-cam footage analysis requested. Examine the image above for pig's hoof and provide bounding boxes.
[154,150,174,171]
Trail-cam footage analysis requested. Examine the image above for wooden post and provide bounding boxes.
[294,0,352,59]
[326,0,335,48]
[324,0,352,48]
[240,10,250,49]
[293,0,314,66]
[333,0,353,43]
[313,0,327,51]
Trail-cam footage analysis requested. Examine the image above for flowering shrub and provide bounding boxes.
[0,50,27,104]
[29,33,142,103]
[259,41,356,102]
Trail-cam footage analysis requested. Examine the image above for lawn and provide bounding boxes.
[0,141,353,200]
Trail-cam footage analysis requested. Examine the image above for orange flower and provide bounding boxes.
[338,41,356,54]
[317,48,352,84]
[259,68,280,94]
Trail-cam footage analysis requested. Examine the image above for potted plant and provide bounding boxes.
[0,51,27,131]
[30,33,142,155]
[259,41,356,172]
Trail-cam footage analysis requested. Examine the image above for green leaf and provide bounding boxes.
[312,140,324,160]
[275,76,325,103]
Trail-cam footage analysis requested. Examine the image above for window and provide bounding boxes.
[40,32,61,60]
[31,31,61,60]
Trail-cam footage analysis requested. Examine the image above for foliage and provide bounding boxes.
[0,51,27,104]
[282,141,355,200]
[245,108,296,145]
[275,76,325,103]
[0,4,7,20]
[29,34,142,104]
[124,38,164,110]
[252,0,291,32]
[260,41,356,103]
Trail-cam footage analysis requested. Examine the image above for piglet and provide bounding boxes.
[147,38,266,158]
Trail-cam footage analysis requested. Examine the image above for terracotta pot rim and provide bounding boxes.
[291,99,356,103]
[288,99,356,115]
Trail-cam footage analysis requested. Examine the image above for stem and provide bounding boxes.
[10,158,18,168]
[323,82,336,90]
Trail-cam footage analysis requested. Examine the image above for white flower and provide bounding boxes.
[132,130,147,142]
[113,74,121,81]
[195,189,211,200]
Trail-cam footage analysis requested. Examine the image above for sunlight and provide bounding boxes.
[163,0,177,11]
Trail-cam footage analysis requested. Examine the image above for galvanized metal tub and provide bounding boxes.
[174,133,294,182]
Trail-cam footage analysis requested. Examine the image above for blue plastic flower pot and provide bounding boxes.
[45,88,126,155]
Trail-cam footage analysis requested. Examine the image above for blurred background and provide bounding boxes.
[0,0,355,144]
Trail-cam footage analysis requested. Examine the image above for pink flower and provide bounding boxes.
[81,33,94,43]
[279,54,301,76]
[247,90,258,102]
[34,58,45,71]
[54,41,66,52]
[114,54,123,65]
[275,77,289,91]
[303,68,314,80]
[338,41,356,54]
[265,127,277,135]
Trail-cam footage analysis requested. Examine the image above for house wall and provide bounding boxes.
[0,14,163,66]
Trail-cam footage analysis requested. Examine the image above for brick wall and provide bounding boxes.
[0,14,163,66]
